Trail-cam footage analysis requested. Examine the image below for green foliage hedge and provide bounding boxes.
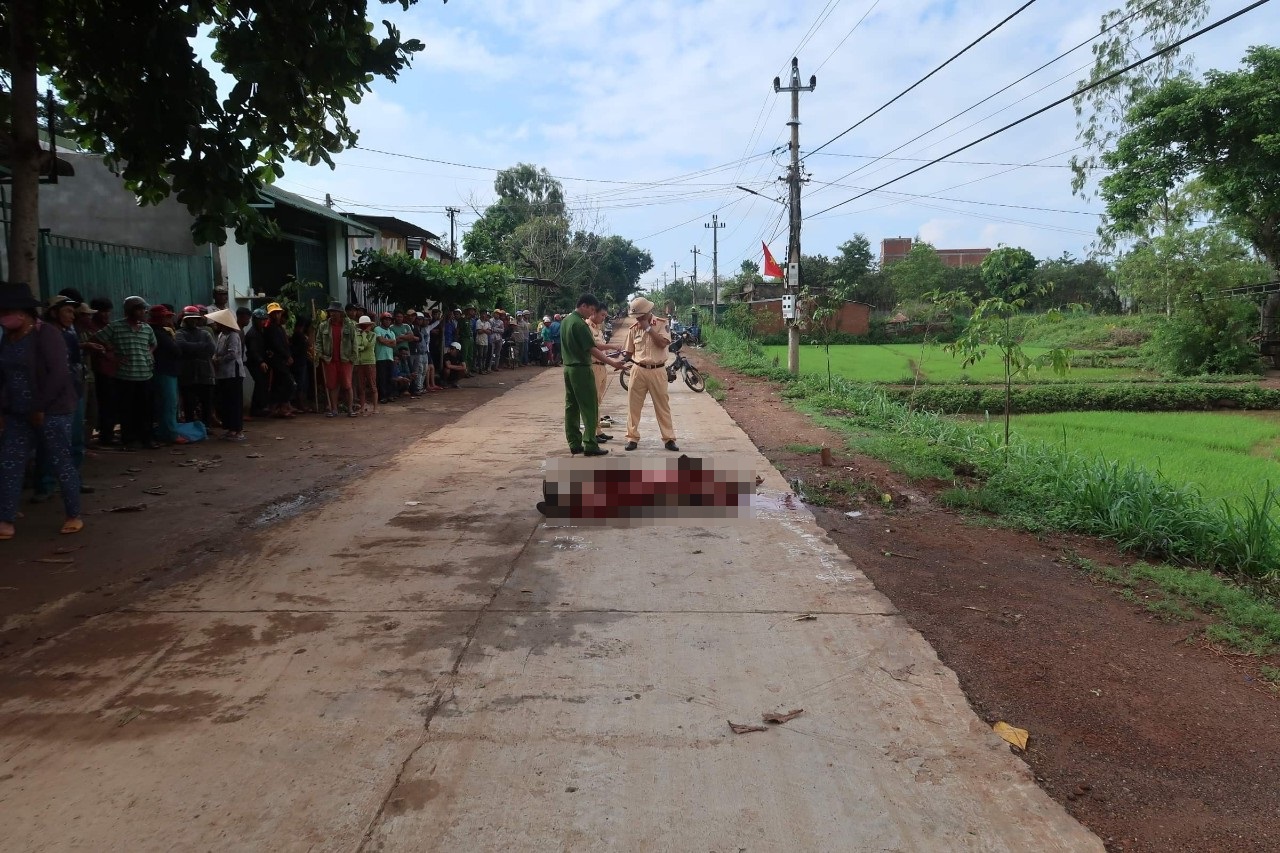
[884,383,1280,414]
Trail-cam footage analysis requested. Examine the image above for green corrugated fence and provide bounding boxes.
[38,232,213,308]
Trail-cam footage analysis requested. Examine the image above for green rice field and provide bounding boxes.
[764,343,1147,384]
[991,411,1280,505]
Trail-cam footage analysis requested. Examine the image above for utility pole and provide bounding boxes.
[774,57,816,375]
[705,214,725,325]
[690,247,702,307]
[445,206,461,260]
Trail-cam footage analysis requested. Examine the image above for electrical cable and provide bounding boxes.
[805,0,1176,194]
[804,0,1042,160]
[814,0,881,73]
[805,0,1272,219]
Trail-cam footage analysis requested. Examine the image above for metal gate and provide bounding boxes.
[38,232,214,307]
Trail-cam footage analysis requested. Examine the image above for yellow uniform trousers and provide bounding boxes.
[625,365,676,443]
[592,363,608,409]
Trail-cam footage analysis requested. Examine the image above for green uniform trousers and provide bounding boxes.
[563,365,599,452]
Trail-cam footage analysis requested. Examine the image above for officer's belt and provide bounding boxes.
[635,363,666,369]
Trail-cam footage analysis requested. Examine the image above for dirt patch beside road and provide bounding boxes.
[0,369,542,656]
[700,354,1280,853]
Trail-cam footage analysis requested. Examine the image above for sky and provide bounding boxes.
[256,0,1277,291]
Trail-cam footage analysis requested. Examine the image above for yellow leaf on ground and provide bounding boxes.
[992,721,1029,751]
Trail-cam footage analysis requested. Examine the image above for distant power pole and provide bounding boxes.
[445,206,461,260]
[671,261,680,291]
[775,57,816,375]
[690,247,703,306]
[705,214,725,325]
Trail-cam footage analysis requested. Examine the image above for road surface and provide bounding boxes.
[0,363,1101,851]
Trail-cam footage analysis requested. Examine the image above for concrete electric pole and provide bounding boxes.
[705,214,725,325]
[690,246,703,307]
[445,206,461,260]
[774,57,816,376]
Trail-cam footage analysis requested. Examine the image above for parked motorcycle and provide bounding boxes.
[615,336,705,393]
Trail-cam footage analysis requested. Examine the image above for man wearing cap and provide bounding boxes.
[316,300,356,417]
[561,293,624,457]
[263,302,296,417]
[441,341,467,388]
[244,308,271,418]
[211,283,230,312]
[176,306,216,427]
[623,296,679,452]
[353,315,378,414]
[147,305,184,443]
[94,296,158,449]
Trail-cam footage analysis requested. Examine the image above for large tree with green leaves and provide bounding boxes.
[1070,0,1208,197]
[3,0,433,287]
[1100,46,1280,277]
[887,241,947,301]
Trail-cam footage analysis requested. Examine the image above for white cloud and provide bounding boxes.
[265,0,1280,279]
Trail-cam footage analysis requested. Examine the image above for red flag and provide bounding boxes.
[420,243,429,259]
[762,242,783,279]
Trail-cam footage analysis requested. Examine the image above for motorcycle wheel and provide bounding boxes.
[619,367,630,391]
[683,365,706,392]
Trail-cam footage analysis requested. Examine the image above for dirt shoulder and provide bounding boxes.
[697,351,1280,853]
[0,368,542,657]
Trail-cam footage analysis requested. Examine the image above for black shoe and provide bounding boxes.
[570,447,583,456]
[596,434,612,442]
[624,441,638,451]
[665,440,680,452]
[583,448,609,457]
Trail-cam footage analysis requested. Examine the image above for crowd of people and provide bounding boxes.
[1,274,611,540]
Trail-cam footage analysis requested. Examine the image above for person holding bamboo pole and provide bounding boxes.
[316,300,356,418]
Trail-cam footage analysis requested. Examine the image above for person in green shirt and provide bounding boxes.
[560,293,624,456]
[353,315,379,416]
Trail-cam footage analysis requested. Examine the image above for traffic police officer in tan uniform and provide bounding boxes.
[623,296,679,452]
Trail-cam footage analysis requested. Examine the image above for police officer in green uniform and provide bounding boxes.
[561,293,624,456]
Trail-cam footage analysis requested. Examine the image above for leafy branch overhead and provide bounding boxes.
[345,249,510,309]
[6,0,440,248]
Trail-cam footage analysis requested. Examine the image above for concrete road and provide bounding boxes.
[0,365,1102,852]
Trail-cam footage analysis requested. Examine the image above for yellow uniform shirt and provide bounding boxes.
[624,320,671,367]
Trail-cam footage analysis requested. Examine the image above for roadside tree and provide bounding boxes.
[3,0,433,286]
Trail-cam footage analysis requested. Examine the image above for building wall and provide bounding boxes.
[749,299,872,336]
[880,236,990,269]
[36,153,204,256]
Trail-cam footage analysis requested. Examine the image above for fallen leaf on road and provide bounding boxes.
[404,501,421,506]
[794,614,817,622]
[142,488,168,496]
[246,453,264,459]
[116,707,142,728]
[962,606,988,613]
[992,721,1029,751]
[762,708,804,724]
[728,721,768,734]
[35,557,75,564]
[104,503,147,513]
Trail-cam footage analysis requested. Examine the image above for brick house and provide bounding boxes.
[880,237,990,269]
[749,298,872,336]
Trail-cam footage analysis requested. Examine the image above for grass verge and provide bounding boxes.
[705,326,1280,582]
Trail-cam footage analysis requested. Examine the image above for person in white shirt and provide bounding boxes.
[474,312,492,374]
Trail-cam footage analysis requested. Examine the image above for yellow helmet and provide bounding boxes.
[265,302,284,314]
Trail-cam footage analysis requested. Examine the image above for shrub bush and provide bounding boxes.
[1146,300,1263,376]
[884,382,1280,414]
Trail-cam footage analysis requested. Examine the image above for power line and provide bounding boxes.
[809,152,1071,168]
[805,0,1272,219]
[351,144,774,190]
[807,0,1174,191]
[814,0,881,73]
[804,0,1042,160]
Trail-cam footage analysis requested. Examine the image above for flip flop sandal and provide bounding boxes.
[60,519,84,535]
